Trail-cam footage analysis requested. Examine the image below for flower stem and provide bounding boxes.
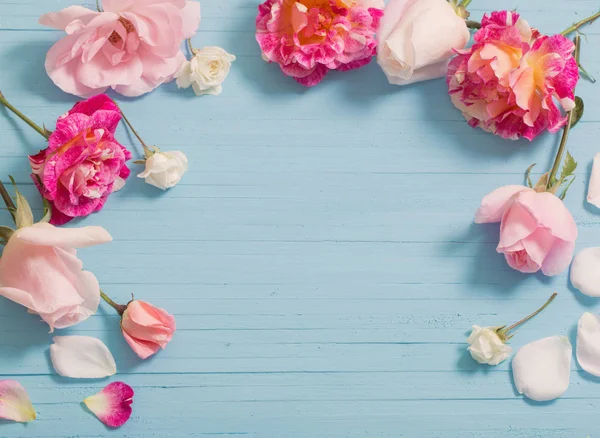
[561,10,600,36]
[0,91,49,140]
[0,181,16,222]
[187,38,196,56]
[96,0,102,11]
[460,0,472,8]
[100,290,128,316]
[503,293,558,336]
[546,35,580,190]
[118,106,153,158]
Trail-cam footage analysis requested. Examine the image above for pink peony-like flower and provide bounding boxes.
[29,94,131,225]
[121,300,176,359]
[447,11,579,141]
[39,0,201,97]
[475,185,578,276]
[256,0,384,86]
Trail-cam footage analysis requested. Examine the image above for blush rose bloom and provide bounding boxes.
[377,0,469,85]
[447,11,578,141]
[256,0,384,86]
[475,185,577,276]
[121,301,176,359]
[39,0,201,97]
[29,94,131,225]
[0,223,112,331]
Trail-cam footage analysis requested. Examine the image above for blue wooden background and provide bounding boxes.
[0,0,599,436]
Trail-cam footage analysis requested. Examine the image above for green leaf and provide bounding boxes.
[525,163,536,188]
[570,97,584,128]
[14,189,34,229]
[559,151,577,182]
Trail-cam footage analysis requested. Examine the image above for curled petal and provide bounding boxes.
[570,247,600,297]
[587,153,600,208]
[474,185,531,224]
[577,312,600,377]
[512,336,571,402]
[84,382,134,428]
[51,336,117,379]
[0,380,36,423]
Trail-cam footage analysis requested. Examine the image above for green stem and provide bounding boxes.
[546,35,580,189]
[502,293,558,335]
[100,290,128,316]
[561,10,600,36]
[460,0,472,8]
[118,106,153,158]
[0,180,16,223]
[187,38,195,56]
[0,92,49,139]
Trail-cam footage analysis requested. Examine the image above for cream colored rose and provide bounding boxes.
[467,325,512,365]
[176,46,236,96]
[377,0,469,85]
[138,151,188,190]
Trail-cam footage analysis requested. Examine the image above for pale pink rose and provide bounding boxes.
[121,300,176,359]
[255,0,384,86]
[447,11,578,141]
[29,94,131,225]
[475,185,577,276]
[39,1,201,97]
[0,223,112,331]
[377,0,469,85]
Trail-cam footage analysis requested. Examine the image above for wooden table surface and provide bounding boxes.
[1,0,599,436]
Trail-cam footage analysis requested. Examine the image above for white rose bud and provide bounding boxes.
[467,326,512,366]
[138,151,188,190]
[176,46,236,96]
[377,0,470,85]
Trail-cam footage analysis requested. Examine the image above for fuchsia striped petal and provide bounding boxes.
[0,380,36,423]
[84,382,134,428]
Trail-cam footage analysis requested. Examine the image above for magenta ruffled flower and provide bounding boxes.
[447,11,579,141]
[256,0,384,86]
[29,94,131,225]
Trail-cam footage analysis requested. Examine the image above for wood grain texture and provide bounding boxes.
[1,0,600,436]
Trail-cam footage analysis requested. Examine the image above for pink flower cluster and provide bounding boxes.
[30,95,131,225]
[256,0,384,86]
[447,11,579,141]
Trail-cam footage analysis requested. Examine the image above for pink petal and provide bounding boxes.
[0,380,36,423]
[474,185,531,224]
[587,153,600,208]
[17,222,112,248]
[84,382,134,428]
[39,5,99,30]
[181,1,201,38]
[541,239,575,276]
[497,202,539,250]
[122,330,161,359]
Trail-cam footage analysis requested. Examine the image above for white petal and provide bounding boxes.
[570,247,600,297]
[50,336,117,379]
[512,336,572,402]
[577,313,600,376]
[587,153,600,207]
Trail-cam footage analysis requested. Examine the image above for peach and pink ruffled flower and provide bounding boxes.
[84,382,134,428]
[447,11,579,141]
[256,0,384,86]
[29,94,131,225]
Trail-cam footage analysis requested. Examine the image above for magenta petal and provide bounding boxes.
[84,382,134,428]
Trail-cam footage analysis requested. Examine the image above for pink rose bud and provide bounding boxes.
[121,301,176,360]
[475,185,578,276]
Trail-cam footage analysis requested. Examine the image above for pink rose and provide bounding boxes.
[475,185,577,276]
[0,223,112,331]
[29,94,131,225]
[39,0,201,97]
[121,301,176,359]
[255,0,384,86]
[447,11,578,141]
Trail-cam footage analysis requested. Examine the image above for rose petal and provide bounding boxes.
[0,380,36,423]
[587,153,600,208]
[50,336,117,379]
[512,336,571,402]
[474,185,531,224]
[570,247,600,297]
[576,312,600,377]
[84,382,133,428]
[17,222,112,248]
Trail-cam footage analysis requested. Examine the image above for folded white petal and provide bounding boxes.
[570,247,600,297]
[50,336,117,379]
[587,153,600,207]
[577,313,600,376]
[512,336,571,402]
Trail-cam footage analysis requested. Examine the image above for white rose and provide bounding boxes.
[176,46,236,96]
[137,151,188,190]
[467,325,512,366]
[377,0,470,85]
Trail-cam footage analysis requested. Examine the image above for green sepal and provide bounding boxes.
[0,225,15,244]
[15,189,34,229]
[524,163,536,188]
